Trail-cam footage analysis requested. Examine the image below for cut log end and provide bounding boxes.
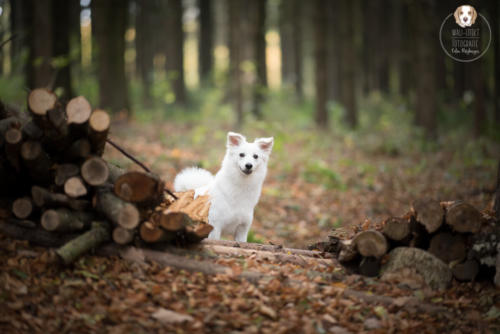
[382,217,411,241]
[452,259,479,282]
[81,157,109,186]
[353,230,388,258]
[20,141,42,161]
[118,203,140,229]
[112,227,135,245]
[12,197,33,219]
[114,171,165,204]
[428,232,466,264]
[28,88,57,116]
[139,221,170,243]
[66,96,92,124]
[445,201,482,233]
[64,177,87,198]
[89,109,110,132]
[411,199,443,234]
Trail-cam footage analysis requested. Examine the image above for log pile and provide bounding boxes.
[0,89,212,264]
[313,198,500,284]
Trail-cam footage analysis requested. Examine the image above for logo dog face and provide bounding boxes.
[454,5,477,28]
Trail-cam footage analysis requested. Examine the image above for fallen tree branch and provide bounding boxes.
[201,239,334,258]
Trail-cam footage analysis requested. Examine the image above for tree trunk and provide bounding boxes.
[92,0,130,114]
[9,0,31,74]
[198,0,214,83]
[280,0,303,99]
[314,0,328,129]
[339,0,357,128]
[29,0,54,89]
[165,0,186,105]
[228,0,244,127]
[252,0,267,118]
[493,0,500,128]
[411,0,437,138]
[52,0,73,100]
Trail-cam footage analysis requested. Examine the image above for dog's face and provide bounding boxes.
[226,132,273,176]
[454,5,477,27]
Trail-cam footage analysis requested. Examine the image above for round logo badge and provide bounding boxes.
[439,5,491,62]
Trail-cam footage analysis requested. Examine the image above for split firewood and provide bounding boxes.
[28,88,57,117]
[56,221,110,265]
[165,191,211,223]
[445,201,482,233]
[20,140,52,184]
[112,226,135,245]
[428,232,466,264]
[114,171,165,205]
[94,188,140,229]
[88,109,110,156]
[54,164,80,186]
[31,185,90,211]
[12,197,34,219]
[66,96,92,125]
[41,208,93,232]
[81,156,109,186]
[411,199,443,233]
[353,230,388,258]
[452,259,479,281]
[382,217,411,242]
[185,223,213,242]
[139,221,172,243]
[64,176,87,198]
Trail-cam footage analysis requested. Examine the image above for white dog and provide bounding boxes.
[454,5,477,28]
[174,132,273,242]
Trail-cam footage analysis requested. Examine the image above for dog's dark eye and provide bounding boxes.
[239,153,245,157]
[253,154,258,159]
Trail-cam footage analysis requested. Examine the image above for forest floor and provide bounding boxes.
[1,118,499,333]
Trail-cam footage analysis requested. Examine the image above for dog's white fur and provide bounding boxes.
[173,132,273,242]
[454,5,477,28]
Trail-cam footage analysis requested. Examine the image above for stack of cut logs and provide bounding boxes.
[318,199,499,282]
[0,89,212,264]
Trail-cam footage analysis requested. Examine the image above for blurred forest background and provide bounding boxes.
[0,0,498,243]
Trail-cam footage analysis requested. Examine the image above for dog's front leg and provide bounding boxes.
[234,223,251,242]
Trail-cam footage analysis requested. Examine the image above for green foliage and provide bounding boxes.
[246,230,264,244]
[302,160,345,190]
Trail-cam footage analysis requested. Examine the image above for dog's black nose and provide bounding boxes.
[245,163,253,170]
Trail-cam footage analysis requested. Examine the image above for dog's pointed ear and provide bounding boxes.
[227,132,246,148]
[256,137,274,153]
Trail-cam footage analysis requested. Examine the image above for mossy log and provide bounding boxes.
[41,208,93,232]
[94,189,140,229]
[31,185,90,211]
[56,221,110,265]
[112,226,135,245]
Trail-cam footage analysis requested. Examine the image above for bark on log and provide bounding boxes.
[94,189,140,229]
[5,127,22,171]
[64,176,87,198]
[107,162,125,184]
[428,232,466,264]
[41,208,93,232]
[22,120,43,140]
[20,140,52,184]
[0,117,21,136]
[0,219,76,247]
[88,109,110,156]
[47,108,69,137]
[445,201,482,233]
[338,239,358,262]
[28,88,57,116]
[12,197,33,219]
[65,96,92,124]
[81,156,109,186]
[411,199,443,233]
[353,230,388,258]
[31,186,90,210]
[56,221,110,265]
[452,259,479,281]
[382,217,411,242]
[113,171,164,204]
[139,221,172,243]
[201,239,334,258]
[54,163,79,186]
[64,138,91,161]
[112,226,135,245]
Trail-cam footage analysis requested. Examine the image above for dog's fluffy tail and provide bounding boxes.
[173,167,214,192]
